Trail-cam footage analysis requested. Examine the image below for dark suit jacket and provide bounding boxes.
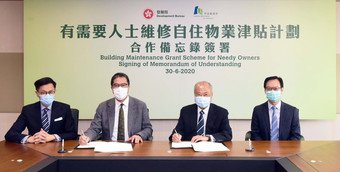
[85,96,153,141]
[5,101,77,143]
[251,101,302,141]
[169,103,232,142]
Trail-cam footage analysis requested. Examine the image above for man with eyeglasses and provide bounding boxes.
[79,72,152,145]
[5,77,77,143]
[250,76,302,141]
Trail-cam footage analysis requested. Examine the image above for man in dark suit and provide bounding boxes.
[251,76,302,141]
[5,77,77,143]
[170,81,232,143]
[79,72,153,145]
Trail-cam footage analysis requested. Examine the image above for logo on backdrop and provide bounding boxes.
[193,6,218,19]
[194,6,203,15]
[144,9,154,19]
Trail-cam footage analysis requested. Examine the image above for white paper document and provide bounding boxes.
[192,142,229,152]
[77,141,133,152]
[171,141,193,148]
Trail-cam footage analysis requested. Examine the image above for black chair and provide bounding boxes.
[71,108,79,134]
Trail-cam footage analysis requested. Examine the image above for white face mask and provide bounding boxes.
[112,87,128,101]
[39,94,55,107]
[195,96,211,108]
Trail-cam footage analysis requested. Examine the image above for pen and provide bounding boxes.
[174,129,178,134]
[81,129,86,137]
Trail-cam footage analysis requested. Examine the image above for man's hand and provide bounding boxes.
[172,133,182,142]
[78,135,90,145]
[27,129,56,144]
[191,135,209,143]
[39,129,56,143]
[128,135,143,144]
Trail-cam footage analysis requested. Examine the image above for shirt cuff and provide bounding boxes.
[209,135,215,142]
[21,135,30,144]
[54,134,61,142]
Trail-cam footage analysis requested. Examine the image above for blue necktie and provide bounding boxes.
[270,106,279,140]
[197,110,204,135]
[42,108,50,132]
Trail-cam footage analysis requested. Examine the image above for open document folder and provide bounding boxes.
[171,141,229,152]
[77,141,133,152]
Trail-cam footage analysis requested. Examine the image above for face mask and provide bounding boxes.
[40,94,55,107]
[113,87,128,101]
[266,90,281,102]
[195,96,211,108]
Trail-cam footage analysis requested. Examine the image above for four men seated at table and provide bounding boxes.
[5,74,302,143]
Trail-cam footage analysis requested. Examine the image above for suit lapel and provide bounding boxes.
[128,97,134,136]
[206,104,216,133]
[190,105,199,133]
[279,102,287,140]
[50,102,58,131]
[262,103,271,139]
[107,99,115,139]
[33,102,43,129]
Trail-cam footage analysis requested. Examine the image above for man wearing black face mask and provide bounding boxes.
[5,77,77,143]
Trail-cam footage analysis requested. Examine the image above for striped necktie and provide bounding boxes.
[197,110,204,135]
[270,106,279,140]
[42,108,50,132]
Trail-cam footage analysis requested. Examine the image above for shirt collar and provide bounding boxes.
[268,101,281,110]
[40,104,52,110]
[115,96,129,107]
[197,104,210,114]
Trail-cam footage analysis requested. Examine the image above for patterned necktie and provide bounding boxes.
[270,106,279,140]
[42,108,50,132]
[117,104,125,141]
[197,110,204,135]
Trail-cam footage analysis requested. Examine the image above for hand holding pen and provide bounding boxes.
[172,129,182,142]
[79,129,90,145]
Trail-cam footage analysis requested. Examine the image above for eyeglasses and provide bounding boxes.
[265,87,281,91]
[38,91,55,96]
[112,83,129,88]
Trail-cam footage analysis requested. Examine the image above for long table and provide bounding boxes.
[0,140,339,171]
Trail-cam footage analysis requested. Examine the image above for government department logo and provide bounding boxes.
[144,9,154,19]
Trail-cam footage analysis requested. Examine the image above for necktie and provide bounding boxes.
[117,104,125,141]
[270,106,279,140]
[42,108,50,132]
[197,110,204,135]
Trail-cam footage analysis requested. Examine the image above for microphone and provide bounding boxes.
[245,139,255,152]
[58,139,68,153]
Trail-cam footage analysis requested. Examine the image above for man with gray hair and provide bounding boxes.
[169,81,232,142]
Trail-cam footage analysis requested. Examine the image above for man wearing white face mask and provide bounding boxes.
[251,76,302,141]
[5,77,77,143]
[79,72,153,145]
[170,81,232,143]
